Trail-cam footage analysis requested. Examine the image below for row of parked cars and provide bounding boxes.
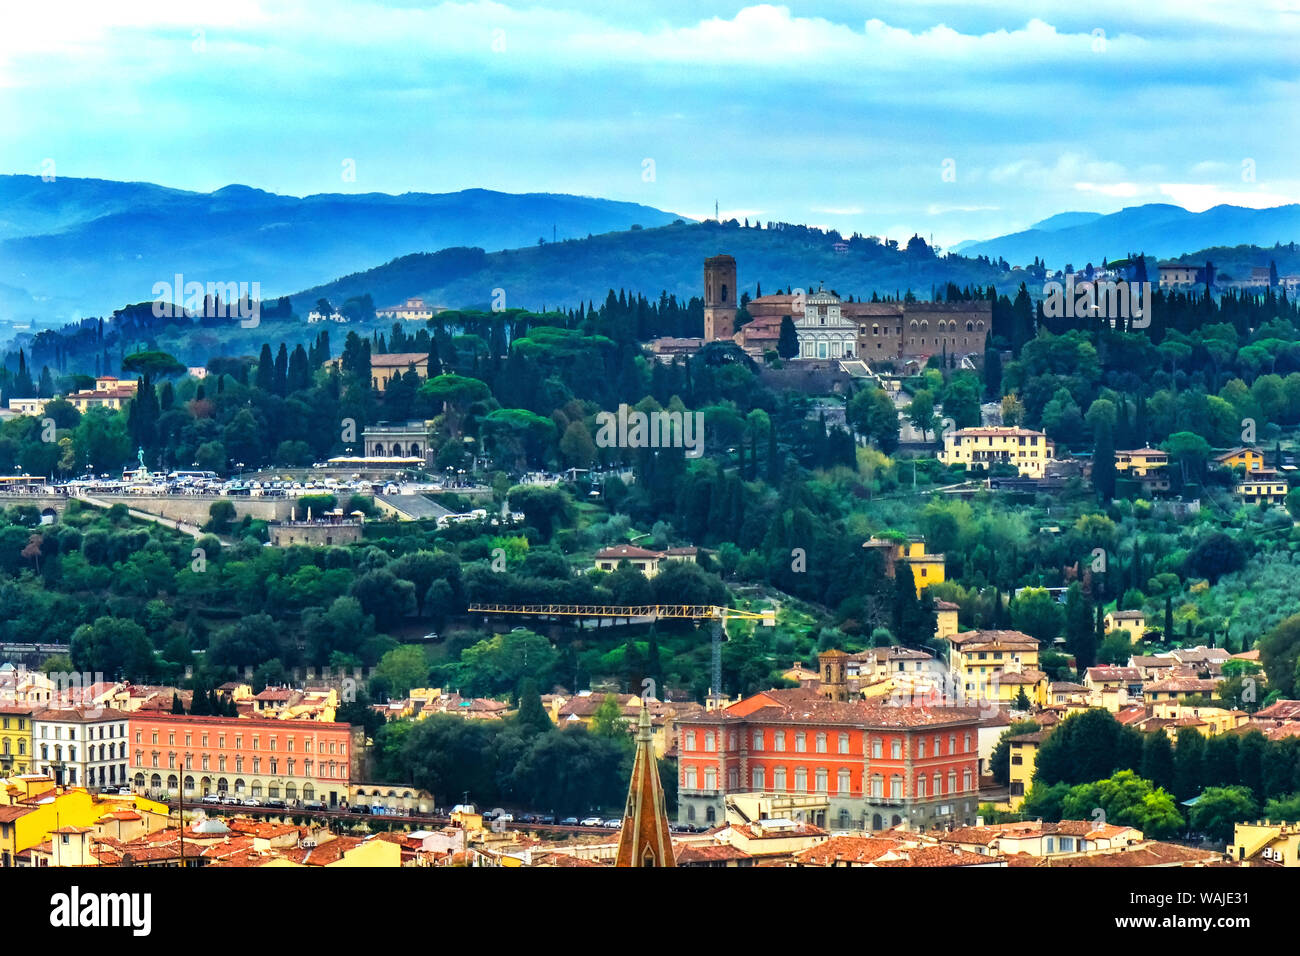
[199,794,326,811]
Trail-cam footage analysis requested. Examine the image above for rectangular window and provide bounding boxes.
[774,731,786,752]
[871,739,882,759]
[838,733,849,754]
[890,739,901,759]
[752,767,765,790]
[795,733,806,753]
[753,730,763,751]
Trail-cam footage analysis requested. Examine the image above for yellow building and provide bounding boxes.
[1148,701,1248,736]
[0,783,169,866]
[66,376,139,412]
[262,834,402,867]
[1114,448,1170,492]
[947,630,1041,703]
[1007,730,1049,809]
[940,427,1054,478]
[1142,678,1220,703]
[593,544,698,578]
[862,536,946,596]
[934,601,959,640]
[0,706,33,776]
[322,352,430,392]
[1104,609,1147,643]
[1215,447,1266,472]
[1235,470,1288,506]
[1233,820,1300,865]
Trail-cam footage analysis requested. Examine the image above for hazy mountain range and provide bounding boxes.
[0,176,683,321]
[2,175,1298,334]
[953,203,1300,268]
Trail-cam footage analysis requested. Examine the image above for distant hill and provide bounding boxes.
[0,175,686,321]
[287,220,1006,320]
[956,202,1300,268]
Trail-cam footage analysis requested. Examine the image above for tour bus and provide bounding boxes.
[167,470,219,482]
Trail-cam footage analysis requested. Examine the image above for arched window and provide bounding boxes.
[134,773,145,789]
[252,780,262,797]
[706,805,716,822]
[184,775,195,792]
[303,784,315,801]
[966,320,974,331]
[166,774,178,790]
[218,777,229,792]
[720,284,729,303]
[871,813,884,831]
[150,773,162,790]
[286,783,297,801]
[687,805,696,821]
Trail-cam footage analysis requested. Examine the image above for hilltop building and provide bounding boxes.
[939,427,1054,478]
[592,544,698,578]
[861,535,946,595]
[376,297,439,322]
[741,287,990,364]
[66,377,138,413]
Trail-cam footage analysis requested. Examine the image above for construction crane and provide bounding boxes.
[466,603,775,708]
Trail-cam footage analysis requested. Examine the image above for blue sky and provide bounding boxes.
[2,0,1298,246]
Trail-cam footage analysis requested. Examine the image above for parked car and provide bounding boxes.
[302,800,326,811]
[561,816,579,826]
[496,812,514,824]
[242,798,261,807]
[536,813,556,825]
[201,794,221,805]
[580,816,603,827]
[602,818,622,829]
[265,799,286,809]
[519,813,538,824]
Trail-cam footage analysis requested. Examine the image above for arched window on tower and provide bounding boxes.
[721,284,729,303]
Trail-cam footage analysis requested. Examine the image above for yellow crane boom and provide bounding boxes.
[466,602,775,624]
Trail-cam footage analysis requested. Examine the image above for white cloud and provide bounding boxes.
[1157,183,1299,211]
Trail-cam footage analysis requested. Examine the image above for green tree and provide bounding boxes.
[371,646,430,700]
[1189,786,1258,844]
[777,316,799,359]
[515,678,553,736]
[590,694,626,738]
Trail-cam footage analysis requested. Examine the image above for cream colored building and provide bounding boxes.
[940,427,1054,478]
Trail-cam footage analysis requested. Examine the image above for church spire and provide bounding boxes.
[615,704,676,867]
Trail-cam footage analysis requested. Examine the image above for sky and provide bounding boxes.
[2,0,1299,247]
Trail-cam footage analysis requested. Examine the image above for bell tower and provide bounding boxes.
[819,649,849,702]
[703,254,738,342]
